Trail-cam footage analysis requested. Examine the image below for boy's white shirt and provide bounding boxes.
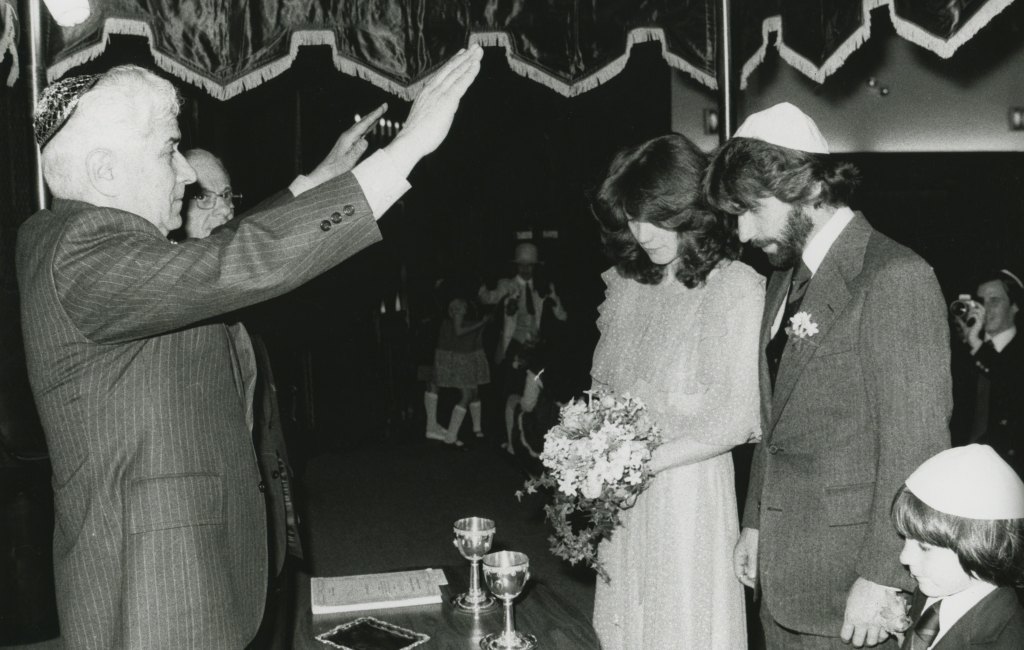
[922,580,997,647]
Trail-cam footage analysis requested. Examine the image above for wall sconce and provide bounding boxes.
[41,0,90,26]
[1010,107,1024,131]
[866,77,890,97]
[703,108,719,135]
[353,114,403,144]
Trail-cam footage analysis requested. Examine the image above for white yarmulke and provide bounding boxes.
[905,445,1024,520]
[733,102,830,154]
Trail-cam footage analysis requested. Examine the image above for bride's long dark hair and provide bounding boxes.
[591,134,739,288]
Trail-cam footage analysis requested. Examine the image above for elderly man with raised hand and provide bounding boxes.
[17,46,481,650]
[704,103,951,649]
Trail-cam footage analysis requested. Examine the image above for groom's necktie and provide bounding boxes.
[903,600,941,650]
[766,262,812,390]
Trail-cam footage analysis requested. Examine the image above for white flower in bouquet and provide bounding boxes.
[516,389,662,582]
[558,400,590,430]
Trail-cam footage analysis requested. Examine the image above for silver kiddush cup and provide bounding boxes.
[480,551,536,650]
[452,517,498,612]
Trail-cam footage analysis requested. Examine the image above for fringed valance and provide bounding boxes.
[0,0,1017,99]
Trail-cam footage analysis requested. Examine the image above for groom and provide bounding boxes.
[705,103,951,648]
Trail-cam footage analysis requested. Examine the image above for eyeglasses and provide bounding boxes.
[190,188,242,209]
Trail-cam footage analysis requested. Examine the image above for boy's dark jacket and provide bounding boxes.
[906,586,1024,648]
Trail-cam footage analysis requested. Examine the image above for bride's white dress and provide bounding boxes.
[590,261,764,650]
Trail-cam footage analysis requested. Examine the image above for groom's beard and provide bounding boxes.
[755,204,814,269]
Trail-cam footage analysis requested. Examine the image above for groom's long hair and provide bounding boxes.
[702,137,860,217]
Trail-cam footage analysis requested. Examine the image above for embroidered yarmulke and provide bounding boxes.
[733,102,830,154]
[33,73,101,148]
[905,444,1024,520]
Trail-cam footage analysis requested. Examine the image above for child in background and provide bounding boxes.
[424,295,491,446]
[892,444,1024,649]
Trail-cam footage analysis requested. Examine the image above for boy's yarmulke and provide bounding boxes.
[733,102,830,154]
[905,444,1024,519]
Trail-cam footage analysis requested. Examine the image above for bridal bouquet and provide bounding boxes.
[515,389,662,582]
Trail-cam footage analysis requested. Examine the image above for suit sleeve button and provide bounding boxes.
[330,211,342,224]
[319,220,332,231]
[258,481,267,493]
[342,204,356,217]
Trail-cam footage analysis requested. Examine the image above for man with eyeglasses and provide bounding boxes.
[180,146,304,649]
[182,149,241,239]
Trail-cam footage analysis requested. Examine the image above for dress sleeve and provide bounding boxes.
[590,267,625,390]
[659,266,764,446]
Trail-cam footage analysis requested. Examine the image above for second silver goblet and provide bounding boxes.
[452,516,498,612]
[480,550,536,650]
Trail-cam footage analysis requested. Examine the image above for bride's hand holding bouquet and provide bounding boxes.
[515,389,662,583]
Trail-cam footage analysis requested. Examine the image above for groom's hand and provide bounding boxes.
[841,577,892,647]
[732,527,759,588]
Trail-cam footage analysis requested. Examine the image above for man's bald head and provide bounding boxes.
[183,149,236,239]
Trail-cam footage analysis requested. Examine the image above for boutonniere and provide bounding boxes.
[785,311,819,340]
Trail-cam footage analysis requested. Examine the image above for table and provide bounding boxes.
[295,565,600,649]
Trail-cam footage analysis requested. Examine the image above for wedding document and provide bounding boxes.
[311,568,448,615]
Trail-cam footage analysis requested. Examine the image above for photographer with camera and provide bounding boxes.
[478,242,568,452]
[951,268,1024,475]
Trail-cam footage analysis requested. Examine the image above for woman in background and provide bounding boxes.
[589,134,763,649]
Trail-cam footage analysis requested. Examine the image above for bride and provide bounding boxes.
[588,134,763,649]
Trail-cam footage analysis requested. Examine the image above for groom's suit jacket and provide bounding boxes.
[742,213,951,637]
[16,172,380,650]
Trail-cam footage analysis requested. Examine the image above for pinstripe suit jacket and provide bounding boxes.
[16,173,381,649]
[222,190,306,579]
[742,213,952,637]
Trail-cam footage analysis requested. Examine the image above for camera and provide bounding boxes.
[949,294,981,326]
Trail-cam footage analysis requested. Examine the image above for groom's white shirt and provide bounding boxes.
[770,206,855,336]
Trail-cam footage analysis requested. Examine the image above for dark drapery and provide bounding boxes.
[735,0,1018,87]
[41,0,718,99]
[0,0,1015,99]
